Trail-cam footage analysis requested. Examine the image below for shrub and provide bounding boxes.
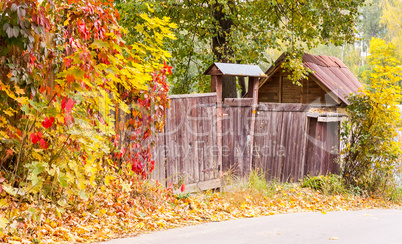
[301,174,350,195]
[340,38,402,196]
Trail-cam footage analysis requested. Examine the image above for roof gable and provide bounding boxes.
[260,53,362,105]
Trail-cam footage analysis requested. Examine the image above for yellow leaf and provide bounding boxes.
[0,199,8,208]
[0,216,8,229]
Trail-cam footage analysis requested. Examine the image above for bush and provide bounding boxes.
[301,174,350,195]
[340,38,402,196]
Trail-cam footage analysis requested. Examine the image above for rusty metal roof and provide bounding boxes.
[261,53,362,105]
[203,62,264,77]
[303,53,362,105]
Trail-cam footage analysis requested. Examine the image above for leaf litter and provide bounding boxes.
[0,178,400,243]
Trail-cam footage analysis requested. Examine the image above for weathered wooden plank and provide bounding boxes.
[209,95,218,180]
[230,106,238,174]
[227,107,235,174]
[198,97,206,183]
[215,75,223,180]
[242,106,252,177]
[317,116,344,122]
[189,96,198,184]
[300,113,308,180]
[321,122,329,175]
[173,178,221,194]
[169,92,216,99]
[224,98,253,106]
[267,111,277,181]
[166,98,176,185]
[315,122,324,176]
[258,103,311,112]
[248,77,259,175]
[221,106,230,173]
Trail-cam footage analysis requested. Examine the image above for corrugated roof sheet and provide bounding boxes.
[204,62,264,77]
[303,53,362,105]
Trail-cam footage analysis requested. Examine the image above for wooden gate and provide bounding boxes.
[151,93,221,191]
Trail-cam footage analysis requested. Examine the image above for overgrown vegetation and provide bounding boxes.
[0,0,174,235]
[301,174,352,196]
[340,37,402,196]
[1,0,402,242]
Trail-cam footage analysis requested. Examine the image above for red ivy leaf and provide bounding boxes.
[65,99,75,113]
[61,97,67,111]
[180,183,185,193]
[30,133,38,144]
[39,139,49,149]
[42,116,55,129]
[64,114,74,125]
[66,74,74,83]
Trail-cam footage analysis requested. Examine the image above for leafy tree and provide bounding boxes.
[380,0,402,59]
[362,38,402,88]
[0,0,173,202]
[117,0,365,96]
[359,0,387,42]
[340,37,402,195]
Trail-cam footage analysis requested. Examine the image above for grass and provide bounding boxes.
[300,174,351,196]
[224,169,402,204]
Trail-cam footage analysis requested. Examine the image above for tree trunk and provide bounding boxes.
[212,0,237,99]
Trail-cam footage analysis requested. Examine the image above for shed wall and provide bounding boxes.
[258,68,337,105]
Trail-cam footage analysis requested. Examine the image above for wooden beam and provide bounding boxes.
[214,75,223,182]
[258,103,310,112]
[169,93,216,99]
[224,98,253,106]
[301,79,305,104]
[211,78,217,92]
[279,74,283,103]
[249,76,259,174]
[173,179,221,194]
[317,116,346,122]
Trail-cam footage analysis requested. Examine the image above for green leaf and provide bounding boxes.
[58,174,69,188]
[2,184,17,196]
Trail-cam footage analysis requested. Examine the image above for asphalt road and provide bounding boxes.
[100,209,402,244]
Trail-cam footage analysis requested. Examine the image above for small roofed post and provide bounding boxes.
[204,62,265,177]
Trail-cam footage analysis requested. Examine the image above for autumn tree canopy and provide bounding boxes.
[117,0,365,96]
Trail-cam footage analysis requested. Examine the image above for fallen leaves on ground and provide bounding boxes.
[0,180,400,243]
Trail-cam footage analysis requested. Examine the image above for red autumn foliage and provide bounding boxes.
[39,138,49,149]
[30,133,39,144]
[42,117,55,129]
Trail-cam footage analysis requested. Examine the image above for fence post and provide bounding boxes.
[213,75,223,181]
[248,77,259,173]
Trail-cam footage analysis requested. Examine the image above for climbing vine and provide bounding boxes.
[0,0,174,203]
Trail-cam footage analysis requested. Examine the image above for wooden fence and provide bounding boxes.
[152,93,340,189]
